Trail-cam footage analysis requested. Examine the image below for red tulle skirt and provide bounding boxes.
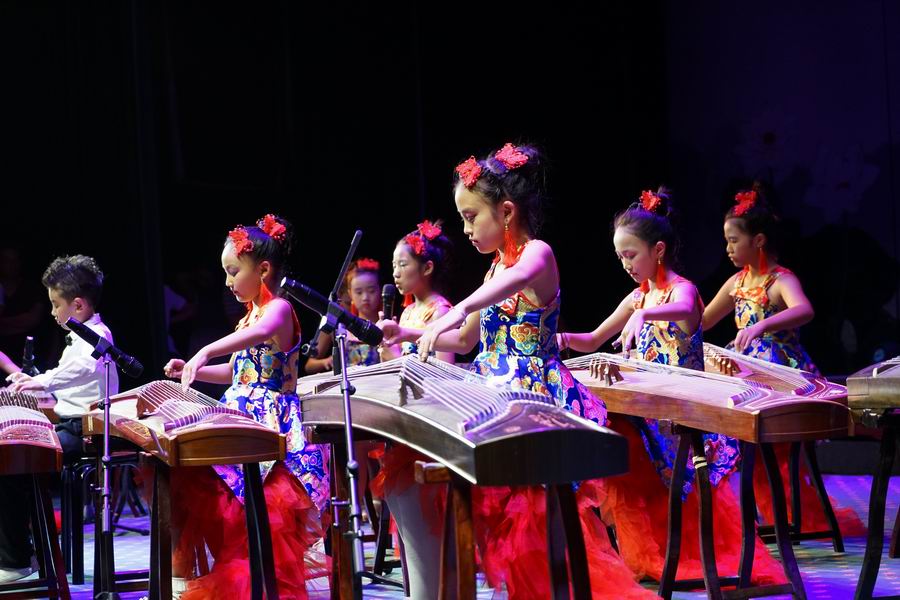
[471,484,655,599]
[601,418,786,586]
[164,463,325,600]
[369,443,447,536]
[753,442,866,537]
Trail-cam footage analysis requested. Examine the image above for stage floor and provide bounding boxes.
[45,474,900,598]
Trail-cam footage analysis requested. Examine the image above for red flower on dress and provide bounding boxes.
[640,190,662,213]
[356,258,380,271]
[733,190,758,216]
[417,220,441,240]
[494,143,529,170]
[404,234,426,255]
[455,156,482,188]
[258,214,287,240]
[228,227,254,255]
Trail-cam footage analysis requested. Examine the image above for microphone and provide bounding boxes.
[281,278,384,346]
[22,336,39,376]
[65,317,144,378]
[382,284,397,321]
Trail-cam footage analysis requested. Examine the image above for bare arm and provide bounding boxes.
[417,242,555,358]
[561,293,633,353]
[702,275,737,331]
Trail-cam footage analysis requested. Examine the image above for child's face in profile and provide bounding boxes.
[613,227,659,285]
[723,219,759,268]
[454,184,504,255]
[392,243,430,298]
[221,243,262,304]
[48,288,83,329]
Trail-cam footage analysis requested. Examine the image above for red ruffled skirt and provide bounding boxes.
[165,462,325,600]
[753,442,866,537]
[601,418,786,586]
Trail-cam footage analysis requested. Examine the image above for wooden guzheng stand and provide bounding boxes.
[82,380,286,600]
[848,355,900,599]
[0,390,69,599]
[566,352,849,600]
[704,343,850,549]
[298,356,629,600]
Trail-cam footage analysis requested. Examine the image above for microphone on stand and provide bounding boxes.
[281,278,384,346]
[381,284,398,321]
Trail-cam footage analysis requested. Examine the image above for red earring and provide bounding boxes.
[655,258,667,289]
[502,222,520,267]
[258,280,274,306]
[640,280,650,293]
[758,247,768,274]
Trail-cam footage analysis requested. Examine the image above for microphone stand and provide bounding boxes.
[288,231,398,597]
[94,351,118,599]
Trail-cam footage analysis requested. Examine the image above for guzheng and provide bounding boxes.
[847,355,900,412]
[703,342,847,401]
[564,352,849,443]
[298,356,628,486]
[82,380,285,467]
[0,389,63,474]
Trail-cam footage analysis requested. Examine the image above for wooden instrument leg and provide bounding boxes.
[760,443,806,600]
[31,474,71,600]
[803,440,845,553]
[737,441,757,589]
[149,462,172,600]
[546,484,591,600]
[690,432,722,600]
[659,432,691,599]
[855,423,897,599]
[789,442,803,536]
[329,441,354,600]
[438,477,474,600]
[243,462,279,600]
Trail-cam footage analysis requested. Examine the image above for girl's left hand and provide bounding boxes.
[617,309,646,354]
[181,349,209,387]
[416,308,465,361]
[733,323,763,353]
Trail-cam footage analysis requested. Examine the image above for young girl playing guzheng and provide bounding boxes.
[369,220,455,597]
[702,184,865,538]
[163,214,326,599]
[389,143,655,599]
[559,188,785,585]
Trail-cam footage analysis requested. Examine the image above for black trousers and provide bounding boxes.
[0,417,84,568]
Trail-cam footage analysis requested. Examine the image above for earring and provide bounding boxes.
[502,222,520,267]
[258,279,274,305]
[655,257,667,289]
[757,247,768,274]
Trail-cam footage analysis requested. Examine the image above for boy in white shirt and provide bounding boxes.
[0,255,119,582]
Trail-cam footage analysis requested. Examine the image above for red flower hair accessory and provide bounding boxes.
[416,220,441,240]
[640,190,662,213]
[404,233,425,255]
[258,214,287,241]
[494,143,529,170]
[228,227,254,255]
[733,190,758,217]
[356,258,380,271]
[455,156,482,188]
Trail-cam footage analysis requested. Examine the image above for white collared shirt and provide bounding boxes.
[34,313,120,418]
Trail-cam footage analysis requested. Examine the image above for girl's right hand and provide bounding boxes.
[163,359,185,380]
[377,319,401,345]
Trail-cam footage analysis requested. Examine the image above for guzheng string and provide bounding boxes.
[0,389,41,411]
[0,405,54,431]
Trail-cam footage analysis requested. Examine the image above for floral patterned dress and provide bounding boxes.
[730,266,817,371]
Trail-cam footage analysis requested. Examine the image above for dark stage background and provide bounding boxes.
[1,1,897,388]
